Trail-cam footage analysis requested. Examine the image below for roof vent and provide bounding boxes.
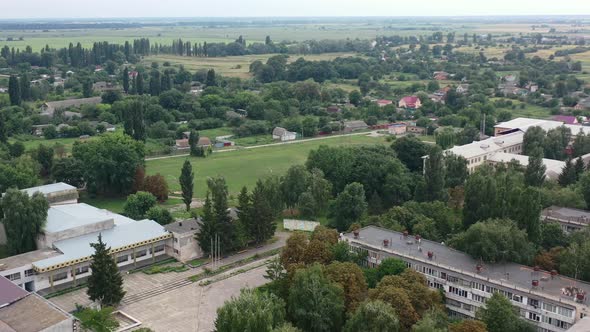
[179,221,183,227]
[476,264,483,273]
[480,143,490,149]
[532,280,539,287]
[427,251,434,260]
[383,239,389,247]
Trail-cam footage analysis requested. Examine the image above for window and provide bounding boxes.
[528,298,539,308]
[116,255,129,263]
[75,266,89,275]
[24,269,35,277]
[543,303,556,313]
[53,272,68,281]
[472,294,487,303]
[173,249,179,254]
[4,272,20,281]
[439,272,447,280]
[136,249,147,258]
[558,306,574,318]
[154,245,165,253]
[471,282,485,292]
[449,286,468,298]
[528,312,540,322]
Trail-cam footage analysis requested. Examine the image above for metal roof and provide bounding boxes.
[487,152,565,179]
[45,203,134,233]
[343,226,590,305]
[20,183,76,197]
[446,131,524,159]
[0,276,28,307]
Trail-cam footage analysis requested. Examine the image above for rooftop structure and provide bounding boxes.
[343,226,590,331]
[2,182,78,206]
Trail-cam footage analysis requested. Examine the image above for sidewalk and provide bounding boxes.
[48,232,289,312]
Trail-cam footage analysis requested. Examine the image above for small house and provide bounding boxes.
[376,99,393,107]
[388,123,407,135]
[327,105,342,113]
[398,96,422,109]
[407,125,426,135]
[343,121,369,133]
[165,219,203,262]
[456,84,469,94]
[272,127,297,141]
[197,137,212,147]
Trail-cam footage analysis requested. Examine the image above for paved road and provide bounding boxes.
[146,130,378,161]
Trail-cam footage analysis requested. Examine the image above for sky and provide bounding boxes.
[1,0,590,19]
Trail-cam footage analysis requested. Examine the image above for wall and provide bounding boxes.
[37,219,114,249]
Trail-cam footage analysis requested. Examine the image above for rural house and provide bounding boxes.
[40,97,102,118]
[343,120,369,133]
[272,127,297,141]
[398,96,422,109]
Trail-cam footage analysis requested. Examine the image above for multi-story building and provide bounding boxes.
[342,226,590,332]
[542,206,590,234]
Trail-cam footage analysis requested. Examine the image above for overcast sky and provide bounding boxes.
[2,0,590,19]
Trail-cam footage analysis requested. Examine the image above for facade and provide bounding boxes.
[272,127,297,141]
[388,123,407,135]
[343,120,369,133]
[343,226,590,332]
[0,276,75,331]
[398,96,422,109]
[542,206,590,234]
[165,219,203,262]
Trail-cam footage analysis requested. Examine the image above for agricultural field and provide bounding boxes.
[145,134,389,199]
[142,52,358,78]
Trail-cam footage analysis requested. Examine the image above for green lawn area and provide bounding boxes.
[80,194,183,214]
[9,136,88,154]
[493,99,553,119]
[146,134,388,199]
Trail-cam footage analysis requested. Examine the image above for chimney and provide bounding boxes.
[383,239,389,247]
[179,221,183,227]
[476,264,483,273]
[532,280,539,288]
[427,251,434,260]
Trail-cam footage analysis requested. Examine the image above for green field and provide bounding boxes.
[146,134,389,199]
[492,98,553,119]
[143,52,358,78]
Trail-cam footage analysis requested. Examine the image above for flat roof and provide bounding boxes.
[344,226,590,305]
[494,117,590,137]
[20,182,76,197]
[45,203,134,233]
[543,206,590,225]
[0,249,61,271]
[0,294,70,332]
[164,218,201,234]
[446,131,524,159]
[33,219,169,270]
[0,276,27,307]
[487,152,565,179]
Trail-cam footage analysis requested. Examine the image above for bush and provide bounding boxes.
[123,191,157,220]
[146,206,174,225]
[143,173,169,201]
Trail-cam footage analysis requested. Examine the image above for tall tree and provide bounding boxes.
[344,300,399,332]
[478,293,535,332]
[558,158,577,187]
[330,182,367,231]
[288,265,345,332]
[0,189,49,255]
[444,154,468,188]
[281,165,310,210]
[207,176,234,253]
[523,126,546,156]
[516,187,542,244]
[250,180,277,244]
[19,72,31,101]
[524,148,546,187]
[87,234,126,307]
[149,69,161,96]
[391,135,428,172]
[324,262,368,313]
[8,75,20,105]
[463,167,497,228]
[189,130,201,157]
[215,289,286,332]
[581,172,590,209]
[34,144,54,177]
[196,192,216,255]
[423,146,446,201]
[206,69,217,86]
[136,72,144,95]
[122,67,130,93]
[179,160,194,211]
[306,168,332,216]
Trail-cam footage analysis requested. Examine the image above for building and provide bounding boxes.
[326,105,342,113]
[165,219,202,263]
[456,84,469,94]
[272,127,297,141]
[494,117,590,138]
[553,116,578,125]
[197,137,212,147]
[433,71,449,80]
[486,153,565,180]
[407,125,427,135]
[40,97,102,118]
[398,96,422,109]
[0,276,75,331]
[388,123,407,135]
[343,120,369,133]
[343,226,590,332]
[542,206,590,234]
[376,99,393,107]
[0,202,171,293]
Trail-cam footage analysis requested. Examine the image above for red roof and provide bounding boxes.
[377,99,393,106]
[400,96,420,108]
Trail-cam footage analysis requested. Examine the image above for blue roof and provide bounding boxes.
[33,219,169,270]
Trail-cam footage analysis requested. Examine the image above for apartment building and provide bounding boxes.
[342,226,590,332]
[542,206,590,234]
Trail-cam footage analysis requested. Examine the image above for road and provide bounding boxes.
[146,130,380,161]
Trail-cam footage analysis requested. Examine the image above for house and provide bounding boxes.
[92,81,119,92]
[165,219,203,262]
[456,84,469,94]
[175,139,190,150]
[398,96,422,109]
[343,121,369,133]
[541,206,590,234]
[407,125,426,135]
[40,97,102,118]
[502,74,517,83]
[272,127,297,141]
[375,99,393,107]
[574,98,590,111]
[31,124,52,136]
[525,82,539,93]
[326,105,342,113]
[553,115,578,125]
[197,137,212,147]
[433,71,449,80]
[0,276,75,331]
[388,123,407,135]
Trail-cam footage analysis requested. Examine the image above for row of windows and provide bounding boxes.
[543,303,574,318]
[543,316,571,329]
[3,269,35,281]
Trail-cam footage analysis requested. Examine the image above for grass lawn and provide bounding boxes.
[9,136,89,154]
[80,194,183,214]
[146,134,388,199]
[491,98,553,119]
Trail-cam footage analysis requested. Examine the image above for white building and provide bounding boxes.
[343,226,590,332]
[272,127,297,141]
[165,219,203,263]
[542,206,590,234]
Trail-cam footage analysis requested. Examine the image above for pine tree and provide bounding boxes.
[196,192,216,254]
[208,176,234,253]
[558,159,577,187]
[8,75,20,105]
[122,67,129,93]
[189,130,200,156]
[87,234,125,307]
[136,72,144,95]
[524,148,546,187]
[179,159,194,211]
[423,146,446,202]
[251,180,277,244]
[206,69,217,86]
[574,157,585,181]
[149,69,161,96]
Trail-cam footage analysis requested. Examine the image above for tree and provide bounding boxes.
[524,148,546,187]
[478,293,535,332]
[344,300,400,332]
[215,288,286,332]
[72,133,144,196]
[463,167,497,228]
[52,157,85,187]
[136,72,144,95]
[288,265,345,332]
[207,176,235,253]
[281,165,310,210]
[516,187,542,244]
[324,262,367,312]
[376,257,406,282]
[179,160,194,211]
[391,135,428,172]
[149,69,162,96]
[368,285,419,329]
[451,219,535,264]
[122,67,129,93]
[423,146,446,201]
[558,158,577,186]
[250,180,278,244]
[449,320,487,332]
[523,126,546,155]
[0,189,48,255]
[87,234,126,307]
[143,174,169,201]
[19,72,31,101]
[82,79,93,98]
[146,206,174,225]
[330,182,367,231]
[123,191,157,220]
[0,156,41,193]
[206,69,217,86]
[75,307,119,332]
[444,154,468,188]
[196,193,217,255]
[34,144,54,177]
[123,99,146,141]
[280,232,308,270]
[306,168,332,216]
[189,130,201,157]
[8,75,20,105]
[580,171,590,209]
